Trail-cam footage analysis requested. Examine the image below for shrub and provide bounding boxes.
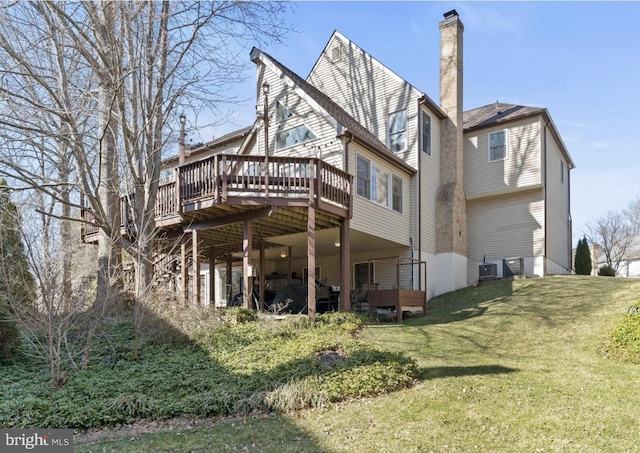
[598,264,616,276]
[609,302,640,363]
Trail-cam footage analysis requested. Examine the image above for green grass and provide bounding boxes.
[76,275,640,452]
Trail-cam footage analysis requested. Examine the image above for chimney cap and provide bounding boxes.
[443,9,459,19]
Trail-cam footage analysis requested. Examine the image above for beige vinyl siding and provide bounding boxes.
[467,189,544,277]
[545,131,571,271]
[464,117,542,199]
[349,142,411,246]
[308,33,421,170]
[252,66,343,167]
[420,108,441,255]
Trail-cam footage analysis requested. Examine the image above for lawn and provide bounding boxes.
[14,275,631,452]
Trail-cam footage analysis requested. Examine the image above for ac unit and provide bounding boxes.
[479,263,497,280]
[503,257,524,277]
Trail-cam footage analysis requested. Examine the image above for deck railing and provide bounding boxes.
[81,154,352,239]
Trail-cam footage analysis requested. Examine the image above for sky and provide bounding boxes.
[198,1,640,246]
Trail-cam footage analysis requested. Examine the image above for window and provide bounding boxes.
[372,166,388,206]
[421,110,431,156]
[275,125,316,150]
[331,45,341,63]
[388,109,407,152]
[489,130,507,162]
[353,262,375,290]
[561,160,565,184]
[356,155,370,198]
[303,266,321,284]
[392,175,403,213]
[275,100,293,122]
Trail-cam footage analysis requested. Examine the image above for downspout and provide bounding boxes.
[567,163,573,272]
[543,119,551,276]
[417,100,422,292]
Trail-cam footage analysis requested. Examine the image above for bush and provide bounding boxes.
[609,302,640,363]
[598,264,616,276]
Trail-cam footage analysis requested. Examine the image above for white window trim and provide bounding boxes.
[275,99,294,123]
[331,45,341,63]
[488,129,508,163]
[275,123,317,151]
[421,110,432,157]
[353,261,375,289]
[356,153,403,214]
[388,109,408,153]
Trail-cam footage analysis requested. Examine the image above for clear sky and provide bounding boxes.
[200,1,640,246]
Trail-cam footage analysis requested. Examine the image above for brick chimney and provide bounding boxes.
[435,9,467,291]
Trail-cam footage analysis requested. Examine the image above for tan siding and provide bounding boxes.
[545,131,571,271]
[420,109,441,255]
[467,189,545,278]
[349,143,411,246]
[250,66,343,166]
[308,33,421,170]
[464,117,542,198]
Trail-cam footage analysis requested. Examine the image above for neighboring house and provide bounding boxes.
[591,237,640,277]
[82,10,575,315]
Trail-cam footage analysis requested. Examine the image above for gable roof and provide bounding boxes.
[464,102,575,169]
[163,126,253,166]
[251,47,415,175]
[309,30,446,120]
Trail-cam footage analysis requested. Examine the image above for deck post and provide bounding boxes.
[208,246,215,308]
[181,233,189,305]
[340,219,351,311]
[192,230,200,308]
[259,239,265,311]
[226,254,233,305]
[242,219,252,309]
[307,205,316,321]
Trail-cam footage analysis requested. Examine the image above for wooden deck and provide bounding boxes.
[81,154,352,255]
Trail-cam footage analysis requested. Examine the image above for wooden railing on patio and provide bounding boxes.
[81,154,352,240]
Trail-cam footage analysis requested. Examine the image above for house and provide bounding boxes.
[82,10,574,318]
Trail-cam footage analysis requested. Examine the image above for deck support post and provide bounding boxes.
[192,230,201,308]
[340,219,351,311]
[242,220,252,309]
[259,239,265,311]
[208,246,215,308]
[181,234,189,305]
[226,254,233,305]
[307,205,316,321]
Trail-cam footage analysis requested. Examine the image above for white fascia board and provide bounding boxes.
[253,48,343,135]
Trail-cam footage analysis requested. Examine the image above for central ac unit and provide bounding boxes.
[479,263,497,280]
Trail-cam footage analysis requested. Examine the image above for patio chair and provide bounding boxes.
[351,282,378,312]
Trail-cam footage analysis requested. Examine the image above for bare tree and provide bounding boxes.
[0,1,291,307]
[588,210,634,274]
[624,196,640,236]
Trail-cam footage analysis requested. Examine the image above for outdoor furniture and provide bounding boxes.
[351,282,378,312]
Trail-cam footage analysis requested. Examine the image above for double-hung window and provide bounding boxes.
[388,109,407,152]
[356,155,370,199]
[372,166,388,206]
[489,130,507,162]
[421,110,431,156]
[392,175,403,213]
[356,155,403,213]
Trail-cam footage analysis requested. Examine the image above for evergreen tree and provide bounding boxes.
[575,236,593,275]
[0,180,34,357]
